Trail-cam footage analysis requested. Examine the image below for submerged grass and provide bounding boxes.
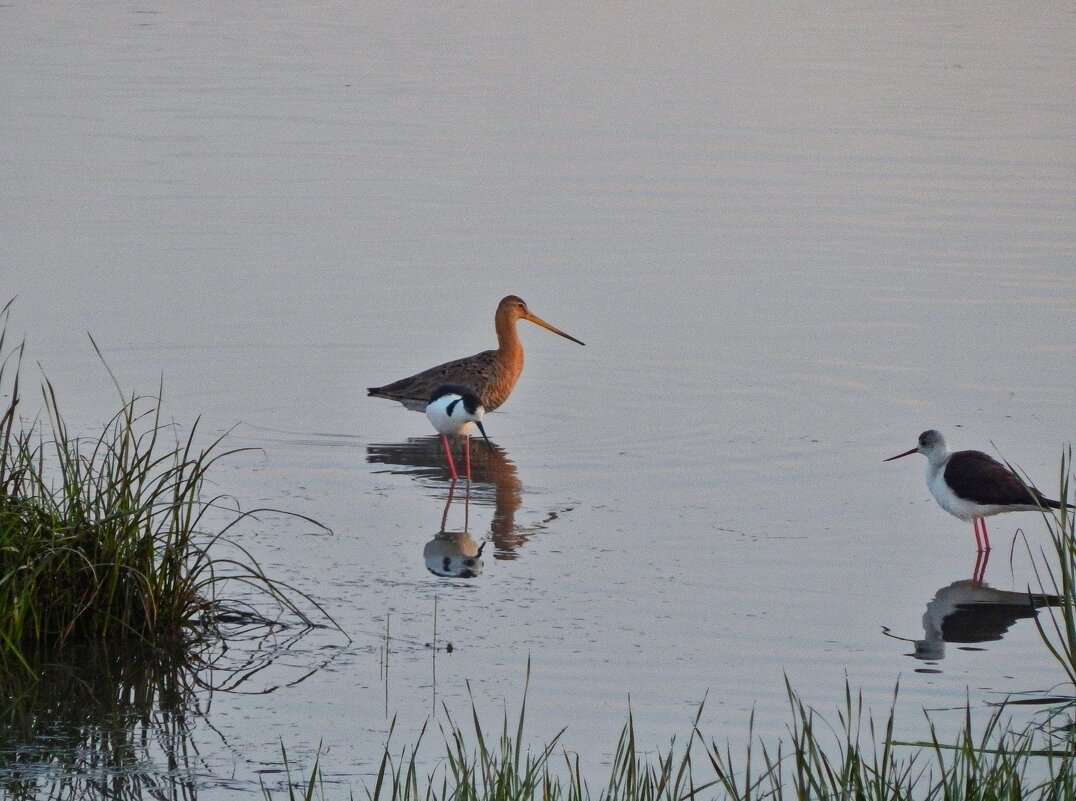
[0,303,333,668]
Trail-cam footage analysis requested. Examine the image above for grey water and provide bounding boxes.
[2,2,1074,797]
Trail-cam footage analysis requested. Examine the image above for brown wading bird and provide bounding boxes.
[368,295,585,412]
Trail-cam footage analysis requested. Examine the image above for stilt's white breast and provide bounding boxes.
[926,459,977,521]
[426,393,480,437]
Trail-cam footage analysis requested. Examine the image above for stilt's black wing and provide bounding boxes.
[945,450,1057,507]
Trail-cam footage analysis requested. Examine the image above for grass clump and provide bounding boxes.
[0,302,330,667]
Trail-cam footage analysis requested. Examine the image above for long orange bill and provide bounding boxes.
[884,447,918,462]
[523,312,585,346]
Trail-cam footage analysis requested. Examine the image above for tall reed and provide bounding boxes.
[1029,448,1075,691]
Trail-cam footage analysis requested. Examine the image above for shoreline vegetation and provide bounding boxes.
[0,302,337,672]
[331,674,1074,801]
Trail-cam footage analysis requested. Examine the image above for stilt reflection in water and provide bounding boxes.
[368,436,564,559]
[423,481,485,578]
[883,556,1061,664]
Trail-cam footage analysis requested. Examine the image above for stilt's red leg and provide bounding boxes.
[441,434,458,481]
[973,518,982,551]
[979,517,991,552]
[465,434,472,482]
[972,548,989,584]
[464,476,471,529]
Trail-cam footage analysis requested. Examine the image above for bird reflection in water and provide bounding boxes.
[424,481,485,578]
[884,551,1060,664]
[367,436,566,559]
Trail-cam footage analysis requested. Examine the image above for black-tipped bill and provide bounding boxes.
[884,447,918,462]
[523,312,586,346]
[475,420,494,452]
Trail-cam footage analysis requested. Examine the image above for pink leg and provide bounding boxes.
[972,518,992,552]
[464,434,472,483]
[441,434,458,481]
[463,476,471,528]
[972,547,989,584]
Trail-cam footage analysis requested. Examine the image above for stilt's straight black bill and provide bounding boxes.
[884,447,918,462]
[475,421,494,452]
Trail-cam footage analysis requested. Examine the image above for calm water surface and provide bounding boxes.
[2,3,1075,796]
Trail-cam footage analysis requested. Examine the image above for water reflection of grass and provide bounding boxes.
[269,469,1076,800]
[0,303,334,668]
[0,642,201,800]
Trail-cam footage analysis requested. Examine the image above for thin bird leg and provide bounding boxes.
[441,434,458,481]
[978,517,991,552]
[464,477,471,528]
[465,434,472,483]
[440,483,455,532]
[972,548,989,584]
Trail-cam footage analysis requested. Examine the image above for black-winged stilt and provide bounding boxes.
[885,429,1063,552]
[425,384,493,481]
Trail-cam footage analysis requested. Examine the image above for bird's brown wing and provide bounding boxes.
[368,349,501,410]
[944,450,1053,507]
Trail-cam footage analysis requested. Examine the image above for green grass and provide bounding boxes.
[1029,449,1076,692]
[263,675,1075,801]
[0,302,334,668]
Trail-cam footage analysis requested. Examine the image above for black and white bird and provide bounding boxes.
[425,384,493,482]
[885,429,1063,552]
